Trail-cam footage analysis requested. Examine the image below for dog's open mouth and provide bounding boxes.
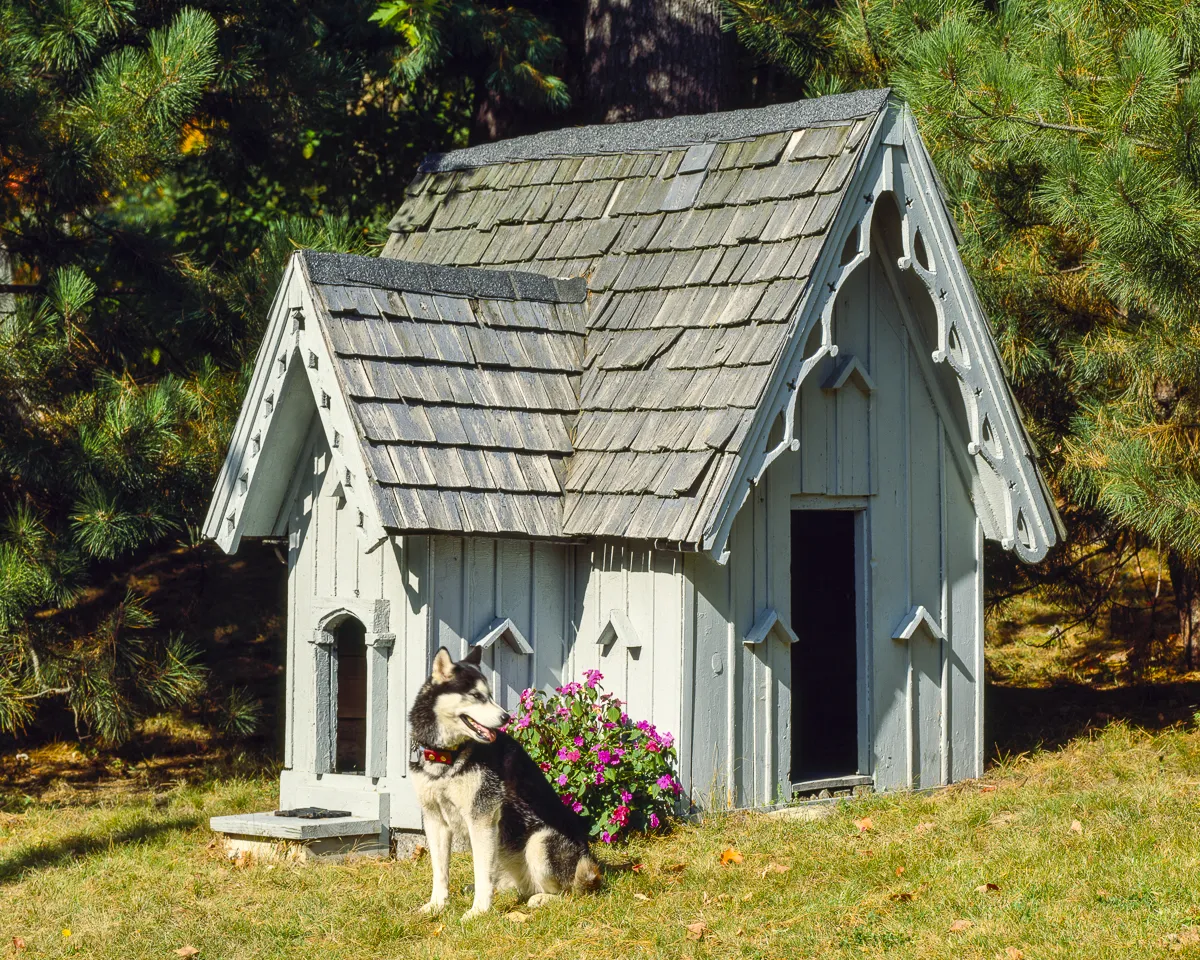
[462,715,498,743]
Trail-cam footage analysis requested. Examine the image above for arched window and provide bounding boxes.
[334,617,367,773]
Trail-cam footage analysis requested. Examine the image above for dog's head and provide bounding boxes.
[421,646,510,747]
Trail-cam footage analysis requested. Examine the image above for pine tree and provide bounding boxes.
[0,4,226,739]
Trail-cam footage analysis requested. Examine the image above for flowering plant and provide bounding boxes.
[504,670,681,843]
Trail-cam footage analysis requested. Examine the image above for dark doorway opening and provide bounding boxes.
[335,618,367,773]
[791,510,858,782]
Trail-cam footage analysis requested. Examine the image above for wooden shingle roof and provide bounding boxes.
[382,89,891,545]
[299,252,587,539]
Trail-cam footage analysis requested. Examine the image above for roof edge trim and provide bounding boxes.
[300,251,586,304]
[419,89,892,173]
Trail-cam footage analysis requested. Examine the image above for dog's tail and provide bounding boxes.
[573,854,603,892]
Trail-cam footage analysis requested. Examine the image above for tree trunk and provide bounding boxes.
[584,0,728,123]
[1167,549,1199,669]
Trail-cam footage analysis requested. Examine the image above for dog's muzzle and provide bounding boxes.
[462,714,501,743]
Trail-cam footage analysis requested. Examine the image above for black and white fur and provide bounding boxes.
[409,646,602,918]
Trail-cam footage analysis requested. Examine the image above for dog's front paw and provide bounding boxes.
[526,893,558,909]
[418,899,447,915]
[460,905,489,922]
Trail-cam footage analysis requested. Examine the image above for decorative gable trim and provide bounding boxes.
[743,607,799,647]
[702,95,1061,566]
[473,616,533,655]
[202,256,388,555]
[891,604,945,643]
[821,355,876,395]
[596,609,641,650]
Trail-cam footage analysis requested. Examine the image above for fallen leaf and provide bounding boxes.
[720,847,744,865]
[1002,949,1025,959]
[175,948,200,958]
[11,938,25,951]
[976,882,1001,893]
[854,817,873,833]
[665,862,686,873]
[630,863,645,873]
[913,822,935,835]
[895,866,905,877]
[633,893,652,902]
[979,784,997,793]
[506,911,530,923]
[685,921,708,941]
[889,892,914,902]
[1164,927,1200,951]
[741,893,753,902]
[1070,820,1083,835]
[410,845,427,862]
[430,924,445,937]
[949,919,974,932]
[761,863,790,876]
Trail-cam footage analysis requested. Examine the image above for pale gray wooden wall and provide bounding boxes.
[421,537,685,743]
[683,238,983,805]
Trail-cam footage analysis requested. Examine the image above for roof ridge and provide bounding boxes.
[298,251,587,304]
[420,89,892,173]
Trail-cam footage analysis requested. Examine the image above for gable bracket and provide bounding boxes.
[743,606,799,647]
[473,616,534,655]
[597,609,641,651]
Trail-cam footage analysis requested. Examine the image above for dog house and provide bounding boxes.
[205,89,1061,851]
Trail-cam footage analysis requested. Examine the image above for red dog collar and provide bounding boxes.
[422,748,455,765]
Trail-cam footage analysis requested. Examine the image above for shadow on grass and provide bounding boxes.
[0,814,201,884]
[986,679,1200,761]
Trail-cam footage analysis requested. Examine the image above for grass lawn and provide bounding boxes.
[4,722,1200,958]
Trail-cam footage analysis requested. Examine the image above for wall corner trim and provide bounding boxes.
[473,616,533,655]
[891,604,945,643]
[743,606,799,647]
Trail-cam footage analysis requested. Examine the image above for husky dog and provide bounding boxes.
[409,646,602,918]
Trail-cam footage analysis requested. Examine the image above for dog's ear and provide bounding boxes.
[431,647,455,683]
[462,644,483,667]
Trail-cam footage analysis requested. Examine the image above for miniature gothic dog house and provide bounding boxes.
[205,89,1061,848]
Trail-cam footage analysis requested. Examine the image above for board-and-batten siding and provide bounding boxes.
[684,244,982,803]
[423,537,686,747]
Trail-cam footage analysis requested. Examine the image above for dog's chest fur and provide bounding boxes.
[412,754,498,829]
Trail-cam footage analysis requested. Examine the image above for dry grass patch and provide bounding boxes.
[4,722,1200,958]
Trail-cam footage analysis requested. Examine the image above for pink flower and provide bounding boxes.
[557,706,570,717]
[620,790,632,803]
[561,793,574,806]
[567,749,580,762]
[601,830,612,843]
[517,714,531,729]
[594,771,605,785]
[649,813,660,828]
[583,668,603,688]
[595,748,611,765]
[574,735,584,747]
[644,740,659,753]
[656,774,674,792]
[538,761,551,772]
[609,805,630,826]
[557,774,568,786]
[572,801,583,814]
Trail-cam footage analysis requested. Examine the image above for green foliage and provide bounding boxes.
[505,672,679,843]
[370,0,568,110]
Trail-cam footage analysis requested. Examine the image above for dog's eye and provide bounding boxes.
[474,691,487,701]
